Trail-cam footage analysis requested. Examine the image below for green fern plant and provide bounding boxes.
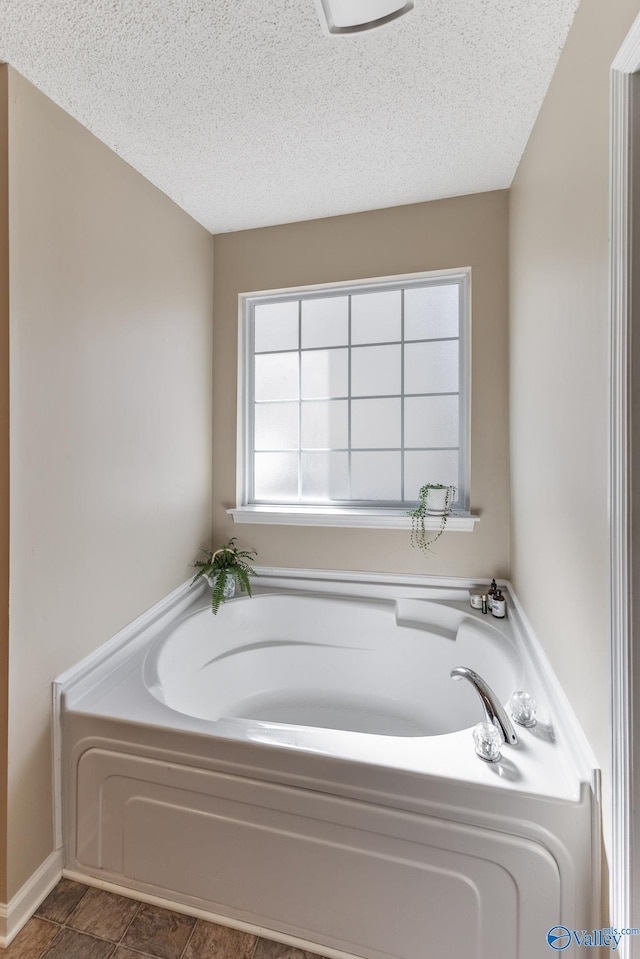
[409,483,456,556]
[190,538,257,614]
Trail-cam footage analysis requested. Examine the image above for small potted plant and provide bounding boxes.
[190,538,257,614]
[409,483,456,556]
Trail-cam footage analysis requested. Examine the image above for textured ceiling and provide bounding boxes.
[0,0,580,233]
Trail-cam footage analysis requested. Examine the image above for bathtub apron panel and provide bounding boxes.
[75,747,564,959]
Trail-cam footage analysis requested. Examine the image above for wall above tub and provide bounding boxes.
[212,190,509,579]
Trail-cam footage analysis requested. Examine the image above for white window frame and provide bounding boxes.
[229,268,478,530]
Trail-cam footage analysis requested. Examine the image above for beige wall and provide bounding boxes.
[509,0,640,842]
[213,191,509,577]
[0,65,9,906]
[5,68,214,896]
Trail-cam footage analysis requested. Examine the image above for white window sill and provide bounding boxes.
[227,506,479,530]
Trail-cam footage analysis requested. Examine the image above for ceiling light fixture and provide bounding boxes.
[314,0,414,36]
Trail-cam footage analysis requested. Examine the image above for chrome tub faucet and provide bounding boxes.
[450,666,519,746]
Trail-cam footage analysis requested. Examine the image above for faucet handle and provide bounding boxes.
[472,722,503,762]
[509,690,537,727]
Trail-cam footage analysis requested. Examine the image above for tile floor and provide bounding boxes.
[5,879,329,959]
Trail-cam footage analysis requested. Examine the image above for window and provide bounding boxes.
[232,270,472,528]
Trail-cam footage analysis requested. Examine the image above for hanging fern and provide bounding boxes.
[190,538,257,614]
[408,484,456,557]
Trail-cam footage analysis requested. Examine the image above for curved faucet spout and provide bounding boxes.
[450,666,519,746]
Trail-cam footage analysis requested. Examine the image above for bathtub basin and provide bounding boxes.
[143,593,521,735]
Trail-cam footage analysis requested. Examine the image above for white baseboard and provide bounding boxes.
[0,848,64,947]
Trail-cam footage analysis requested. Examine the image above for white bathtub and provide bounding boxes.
[59,570,600,959]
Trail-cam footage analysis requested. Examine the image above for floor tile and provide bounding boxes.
[41,926,116,959]
[35,878,88,923]
[3,917,61,958]
[253,939,326,959]
[120,903,196,959]
[67,886,140,941]
[183,920,257,959]
[112,949,157,959]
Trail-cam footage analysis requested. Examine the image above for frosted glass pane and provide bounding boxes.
[404,395,459,448]
[301,296,349,348]
[351,290,401,344]
[301,400,348,449]
[351,452,401,501]
[301,349,349,399]
[254,403,299,451]
[404,340,459,395]
[253,452,299,502]
[254,301,299,353]
[404,450,459,502]
[404,284,459,340]
[301,452,349,501]
[351,344,401,396]
[255,352,299,401]
[351,398,401,449]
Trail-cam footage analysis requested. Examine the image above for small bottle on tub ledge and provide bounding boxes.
[491,589,506,618]
[487,578,498,612]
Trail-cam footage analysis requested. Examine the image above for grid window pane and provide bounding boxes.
[404,340,459,395]
[352,344,401,396]
[351,290,401,344]
[254,301,299,353]
[404,284,459,341]
[301,452,349,501]
[301,400,349,449]
[247,274,467,508]
[404,450,459,502]
[254,402,299,451]
[301,296,349,348]
[351,398,401,449]
[404,395,459,449]
[254,452,299,502]
[255,352,299,401]
[351,452,401,501]
[301,348,349,399]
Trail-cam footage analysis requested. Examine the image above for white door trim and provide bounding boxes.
[610,12,640,948]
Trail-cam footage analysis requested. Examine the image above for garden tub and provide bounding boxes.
[58,570,600,959]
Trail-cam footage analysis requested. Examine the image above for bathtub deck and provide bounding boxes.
[7,879,325,959]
